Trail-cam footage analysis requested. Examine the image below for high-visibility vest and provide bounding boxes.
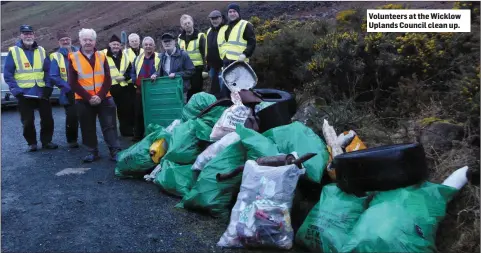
[102,49,130,86]
[218,20,250,63]
[70,51,111,100]
[178,33,205,66]
[49,52,68,81]
[205,26,225,58]
[124,48,144,64]
[9,45,46,88]
[134,52,160,78]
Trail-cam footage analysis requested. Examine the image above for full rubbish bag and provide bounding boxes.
[178,140,247,218]
[181,92,217,122]
[154,159,194,197]
[295,183,368,252]
[218,160,305,249]
[263,121,330,184]
[236,125,279,160]
[210,91,252,141]
[192,132,241,171]
[340,181,459,253]
[163,120,202,164]
[193,105,227,142]
[115,125,171,178]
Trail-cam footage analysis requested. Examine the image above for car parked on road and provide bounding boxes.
[2,51,61,107]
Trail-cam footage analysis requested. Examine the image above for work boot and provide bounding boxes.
[110,148,121,162]
[27,144,38,152]
[68,142,80,148]
[42,142,59,150]
[83,152,100,163]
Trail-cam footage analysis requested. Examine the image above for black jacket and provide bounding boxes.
[223,17,256,67]
[206,16,227,70]
[178,29,206,67]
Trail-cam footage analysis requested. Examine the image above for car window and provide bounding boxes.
[1,55,6,72]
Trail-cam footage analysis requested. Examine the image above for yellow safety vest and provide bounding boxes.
[9,45,46,88]
[102,49,130,86]
[205,26,226,59]
[49,52,68,81]
[178,33,205,66]
[218,20,250,63]
[134,52,160,78]
[125,48,144,64]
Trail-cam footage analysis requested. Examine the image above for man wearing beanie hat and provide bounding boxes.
[49,29,80,148]
[217,2,256,98]
[102,34,135,137]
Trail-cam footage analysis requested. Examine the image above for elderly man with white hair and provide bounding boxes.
[125,33,144,64]
[68,28,121,163]
[130,36,160,141]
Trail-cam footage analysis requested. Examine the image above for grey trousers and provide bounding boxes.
[76,97,120,153]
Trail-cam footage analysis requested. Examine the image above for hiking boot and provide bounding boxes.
[42,142,59,150]
[110,148,121,162]
[28,144,38,152]
[68,142,80,148]
[83,152,100,163]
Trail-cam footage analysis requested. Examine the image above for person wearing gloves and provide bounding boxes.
[205,10,226,98]
[151,32,195,103]
[125,33,144,64]
[217,3,257,98]
[49,29,80,149]
[103,34,135,137]
[68,28,121,163]
[130,36,160,141]
[178,14,207,101]
[3,24,58,152]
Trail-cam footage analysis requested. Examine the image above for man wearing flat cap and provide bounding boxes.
[49,29,80,148]
[205,10,226,98]
[103,34,135,137]
[151,32,195,103]
[4,25,58,152]
[218,3,257,98]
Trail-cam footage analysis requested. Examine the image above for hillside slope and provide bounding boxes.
[0,1,451,52]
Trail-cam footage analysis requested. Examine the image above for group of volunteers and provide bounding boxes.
[3,3,256,163]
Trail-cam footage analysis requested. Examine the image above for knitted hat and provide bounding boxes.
[227,3,240,15]
[57,30,69,40]
[110,34,121,43]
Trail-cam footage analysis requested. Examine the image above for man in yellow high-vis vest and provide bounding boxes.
[178,14,207,102]
[124,33,144,65]
[103,34,135,137]
[49,29,80,148]
[4,25,58,152]
[217,3,257,98]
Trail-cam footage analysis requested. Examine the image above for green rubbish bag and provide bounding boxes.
[263,121,330,184]
[295,184,368,253]
[115,127,170,179]
[181,92,217,122]
[178,140,247,218]
[341,181,459,253]
[154,159,194,197]
[193,106,227,142]
[163,120,202,164]
[236,125,279,160]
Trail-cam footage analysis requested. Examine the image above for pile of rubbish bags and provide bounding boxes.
[114,90,471,252]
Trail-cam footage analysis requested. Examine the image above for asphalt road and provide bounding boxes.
[1,105,308,253]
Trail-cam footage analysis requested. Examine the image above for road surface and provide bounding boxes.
[2,105,306,252]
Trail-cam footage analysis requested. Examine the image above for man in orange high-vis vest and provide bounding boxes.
[68,28,121,163]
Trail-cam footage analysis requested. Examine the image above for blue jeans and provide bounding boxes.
[209,67,221,97]
[218,70,231,99]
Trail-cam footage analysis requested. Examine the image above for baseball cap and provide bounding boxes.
[208,10,222,18]
[20,25,33,33]
[161,32,175,41]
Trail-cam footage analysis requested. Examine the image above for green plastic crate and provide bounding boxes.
[141,76,184,129]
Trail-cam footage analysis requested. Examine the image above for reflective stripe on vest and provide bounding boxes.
[218,20,249,62]
[71,51,109,99]
[125,48,144,64]
[103,49,129,86]
[134,52,160,78]
[49,52,68,81]
[178,33,205,66]
[9,46,46,88]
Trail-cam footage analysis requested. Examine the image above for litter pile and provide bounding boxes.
[114,61,476,251]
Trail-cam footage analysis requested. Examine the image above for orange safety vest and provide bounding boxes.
[70,51,111,100]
